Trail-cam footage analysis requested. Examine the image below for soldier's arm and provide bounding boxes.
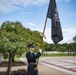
[36,52,41,58]
[26,52,41,61]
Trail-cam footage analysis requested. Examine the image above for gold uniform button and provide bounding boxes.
[34,67,37,70]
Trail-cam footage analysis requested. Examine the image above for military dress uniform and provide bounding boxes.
[26,51,41,75]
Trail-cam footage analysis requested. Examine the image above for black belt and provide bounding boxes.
[29,62,36,65]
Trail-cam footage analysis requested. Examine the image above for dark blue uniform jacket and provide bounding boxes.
[26,51,41,75]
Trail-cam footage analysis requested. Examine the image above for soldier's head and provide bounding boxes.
[28,44,35,51]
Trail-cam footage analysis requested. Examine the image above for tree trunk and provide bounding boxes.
[6,51,12,75]
[62,52,63,55]
[12,53,15,62]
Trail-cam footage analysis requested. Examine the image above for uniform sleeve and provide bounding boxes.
[36,52,41,58]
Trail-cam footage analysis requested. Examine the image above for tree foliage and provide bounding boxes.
[52,46,57,51]
[0,21,42,75]
[73,35,76,43]
[0,21,42,59]
[57,46,67,54]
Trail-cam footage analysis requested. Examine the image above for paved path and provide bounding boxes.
[38,64,69,75]
[0,56,76,75]
[20,56,76,75]
[0,66,26,72]
[40,57,76,75]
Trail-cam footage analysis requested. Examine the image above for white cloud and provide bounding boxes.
[0,0,20,13]
[27,22,36,26]
[32,27,76,44]
[61,28,76,43]
[0,0,71,13]
[0,0,48,13]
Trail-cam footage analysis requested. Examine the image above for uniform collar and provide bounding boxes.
[29,50,33,53]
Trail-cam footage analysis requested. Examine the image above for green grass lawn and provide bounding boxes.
[20,53,72,58]
[4,57,21,62]
[21,53,26,58]
[4,53,74,62]
[43,53,69,57]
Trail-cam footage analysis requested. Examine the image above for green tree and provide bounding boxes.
[73,35,76,43]
[0,22,26,75]
[44,42,50,51]
[0,21,42,75]
[57,46,67,54]
[70,43,76,52]
[52,46,58,51]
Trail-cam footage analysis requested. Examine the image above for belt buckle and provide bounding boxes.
[34,67,37,70]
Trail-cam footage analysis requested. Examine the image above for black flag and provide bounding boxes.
[47,0,63,44]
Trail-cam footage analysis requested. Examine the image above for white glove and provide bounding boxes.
[39,49,42,53]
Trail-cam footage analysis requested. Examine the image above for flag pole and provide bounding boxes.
[40,16,47,49]
[36,16,47,66]
[40,0,50,49]
[36,0,50,67]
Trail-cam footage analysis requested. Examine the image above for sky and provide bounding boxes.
[0,0,76,44]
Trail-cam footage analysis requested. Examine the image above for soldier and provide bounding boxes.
[26,44,41,75]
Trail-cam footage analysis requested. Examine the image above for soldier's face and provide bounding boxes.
[30,47,35,51]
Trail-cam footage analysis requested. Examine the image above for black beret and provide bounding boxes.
[28,44,35,48]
